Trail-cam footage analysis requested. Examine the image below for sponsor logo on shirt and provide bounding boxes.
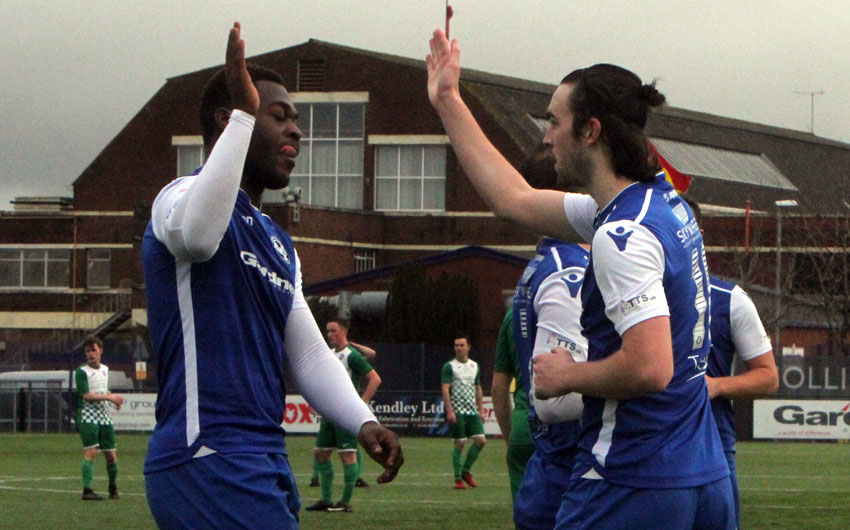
[545,332,585,356]
[619,293,657,316]
[240,251,294,295]
[607,226,633,251]
[676,218,701,245]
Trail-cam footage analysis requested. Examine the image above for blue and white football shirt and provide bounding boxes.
[708,276,773,454]
[576,177,728,488]
[143,179,301,473]
[513,238,588,458]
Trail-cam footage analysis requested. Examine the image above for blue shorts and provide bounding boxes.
[514,450,574,530]
[725,451,740,530]
[554,475,735,530]
[145,452,300,529]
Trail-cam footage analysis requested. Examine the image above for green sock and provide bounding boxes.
[462,444,483,472]
[451,447,462,480]
[341,462,358,504]
[356,450,363,479]
[106,461,118,486]
[311,457,320,480]
[318,460,334,503]
[81,460,94,489]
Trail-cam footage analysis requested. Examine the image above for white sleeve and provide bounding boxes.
[290,250,308,311]
[729,285,773,361]
[284,274,378,435]
[150,110,255,262]
[530,267,588,423]
[562,193,598,243]
[592,220,670,335]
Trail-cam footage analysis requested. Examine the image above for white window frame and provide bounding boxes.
[0,248,70,289]
[280,93,368,209]
[371,135,449,213]
[172,136,205,177]
[86,248,111,290]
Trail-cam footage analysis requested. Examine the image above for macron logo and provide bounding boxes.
[561,266,585,298]
[607,226,633,251]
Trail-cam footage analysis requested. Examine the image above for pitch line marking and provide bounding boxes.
[0,485,146,497]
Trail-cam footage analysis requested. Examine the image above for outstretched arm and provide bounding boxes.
[152,23,261,262]
[426,29,587,242]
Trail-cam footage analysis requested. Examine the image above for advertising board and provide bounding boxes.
[753,399,850,440]
[110,393,502,436]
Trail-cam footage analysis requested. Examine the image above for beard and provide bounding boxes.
[554,146,593,190]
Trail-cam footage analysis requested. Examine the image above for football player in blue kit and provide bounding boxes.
[512,237,588,530]
[505,147,591,529]
[706,275,778,527]
[426,29,733,529]
[142,23,402,529]
[687,198,779,528]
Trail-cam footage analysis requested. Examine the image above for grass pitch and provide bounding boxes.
[0,434,847,529]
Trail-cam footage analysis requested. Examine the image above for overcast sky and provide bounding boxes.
[1,1,848,210]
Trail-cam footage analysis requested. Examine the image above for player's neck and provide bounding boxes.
[590,169,637,212]
[334,340,349,353]
[240,176,265,210]
[87,361,100,369]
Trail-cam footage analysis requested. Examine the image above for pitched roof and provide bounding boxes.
[304,245,528,295]
[97,38,850,214]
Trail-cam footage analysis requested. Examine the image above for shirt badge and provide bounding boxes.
[271,237,290,264]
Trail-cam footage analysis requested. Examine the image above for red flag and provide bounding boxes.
[649,142,691,193]
[446,4,453,39]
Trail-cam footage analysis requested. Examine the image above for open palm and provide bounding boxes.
[226,22,260,116]
[426,29,461,108]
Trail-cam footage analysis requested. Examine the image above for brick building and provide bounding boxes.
[2,39,849,386]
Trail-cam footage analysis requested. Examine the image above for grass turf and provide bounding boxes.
[0,434,847,529]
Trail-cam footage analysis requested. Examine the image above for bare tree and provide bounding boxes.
[786,208,850,356]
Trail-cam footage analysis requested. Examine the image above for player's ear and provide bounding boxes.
[214,107,232,134]
[584,118,602,144]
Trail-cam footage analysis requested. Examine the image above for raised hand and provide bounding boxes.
[225,22,259,116]
[426,29,461,109]
[533,347,575,399]
[357,421,404,484]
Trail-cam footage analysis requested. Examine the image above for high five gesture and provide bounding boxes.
[426,29,461,110]
[225,22,259,117]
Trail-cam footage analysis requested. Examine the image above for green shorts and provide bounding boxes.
[450,413,485,440]
[315,419,358,451]
[78,423,116,451]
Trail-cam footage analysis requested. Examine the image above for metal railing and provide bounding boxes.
[0,385,71,433]
[15,280,133,366]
